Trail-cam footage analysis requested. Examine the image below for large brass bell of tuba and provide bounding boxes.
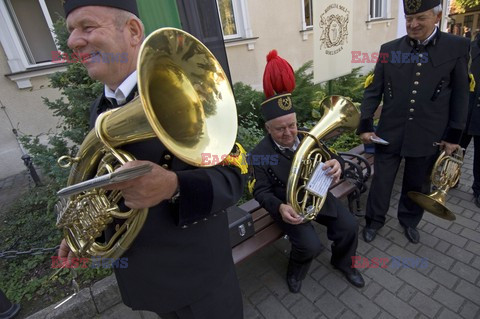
[55,28,238,259]
[286,96,360,220]
[407,148,463,221]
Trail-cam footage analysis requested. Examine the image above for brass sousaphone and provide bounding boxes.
[408,148,464,221]
[286,96,360,220]
[55,28,238,259]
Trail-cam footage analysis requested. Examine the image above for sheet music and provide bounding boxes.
[306,162,333,197]
[57,164,152,197]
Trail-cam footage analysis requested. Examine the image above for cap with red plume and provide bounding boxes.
[261,50,296,121]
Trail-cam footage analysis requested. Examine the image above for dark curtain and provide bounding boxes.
[175,0,232,84]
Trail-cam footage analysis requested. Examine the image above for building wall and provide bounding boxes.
[0,47,61,179]
[225,0,400,90]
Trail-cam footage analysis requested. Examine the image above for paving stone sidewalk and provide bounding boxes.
[3,144,478,319]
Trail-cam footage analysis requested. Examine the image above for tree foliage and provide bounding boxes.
[450,0,480,13]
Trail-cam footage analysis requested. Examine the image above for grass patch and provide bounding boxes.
[0,185,112,317]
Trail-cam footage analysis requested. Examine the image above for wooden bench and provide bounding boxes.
[232,144,375,264]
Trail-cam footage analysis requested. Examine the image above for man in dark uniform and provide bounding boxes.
[57,1,245,318]
[460,37,480,208]
[358,0,470,244]
[251,50,364,293]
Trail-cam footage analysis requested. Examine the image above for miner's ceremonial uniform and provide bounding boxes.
[460,38,480,206]
[357,21,470,230]
[88,85,245,316]
[252,50,364,292]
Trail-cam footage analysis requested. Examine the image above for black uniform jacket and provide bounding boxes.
[251,134,342,220]
[358,31,470,157]
[88,90,244,313]
[467,39,480,136]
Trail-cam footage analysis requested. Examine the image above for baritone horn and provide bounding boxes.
[407,148,464,221]
[55,28,238,259]
[286,96,360,221]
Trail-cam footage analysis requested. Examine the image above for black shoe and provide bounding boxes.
[338,268,365,288]
[286,275,302,293]
[362,227,377,243]
[475,194,480,208]
[403,226,420,244]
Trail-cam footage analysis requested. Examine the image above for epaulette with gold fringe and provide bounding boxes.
[220,142,248,174]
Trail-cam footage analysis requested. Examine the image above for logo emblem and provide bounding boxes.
[404,0,422,14]
[319,4,350,54]
[278,96,292,111]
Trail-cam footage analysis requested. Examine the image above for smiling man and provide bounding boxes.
[57,1,245,318]
[357,0,470,244]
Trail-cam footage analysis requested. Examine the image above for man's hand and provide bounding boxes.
[279,203,304,224]
[439,141,460,156]
[359,132,377,144]
[104,160,178,209]
[323,159,342,184]
[58,238,76,266]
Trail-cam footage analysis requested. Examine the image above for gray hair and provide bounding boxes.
[432,4,443,15]
[113,8,145,37]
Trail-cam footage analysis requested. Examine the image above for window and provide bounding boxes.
[4,0,65,65]
[464,14,474,29]
[303,0,313,29]
[370,0,388,20]
[217,0,251,40]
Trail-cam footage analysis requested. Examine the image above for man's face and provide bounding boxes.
[66,6,135,88]
[266,113,298,149]
[405,9,441,41]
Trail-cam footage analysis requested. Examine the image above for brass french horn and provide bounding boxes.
[407,148,463,221]
[55,28,238,259]
[286,96,360,220]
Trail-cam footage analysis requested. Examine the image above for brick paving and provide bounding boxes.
[236,143,480,319]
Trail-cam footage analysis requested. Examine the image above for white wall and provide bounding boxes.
[0,46,61,179]
[226,0,401,89]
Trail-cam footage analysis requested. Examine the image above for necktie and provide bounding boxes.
[109,98,119,108]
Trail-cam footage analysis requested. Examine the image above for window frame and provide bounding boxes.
[4,0,61,67]
[302,0,313,30]
[1,0,66,88]
[369,0,390,21]
[216,0,252,40]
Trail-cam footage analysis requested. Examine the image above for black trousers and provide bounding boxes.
[272,193,359,278]
[460,133,480,196]
[365,151,437,230]
[158,265,243,319]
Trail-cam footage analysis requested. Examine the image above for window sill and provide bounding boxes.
[300,28,313,41]
[365,18,395,30]
[5,62,68,89]
[224,37,259,51]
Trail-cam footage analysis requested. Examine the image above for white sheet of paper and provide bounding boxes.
[306,162,333,197]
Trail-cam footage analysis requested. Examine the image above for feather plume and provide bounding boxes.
[262,50,295,98]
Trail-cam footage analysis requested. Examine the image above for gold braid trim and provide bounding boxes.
[470,73,476,93]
